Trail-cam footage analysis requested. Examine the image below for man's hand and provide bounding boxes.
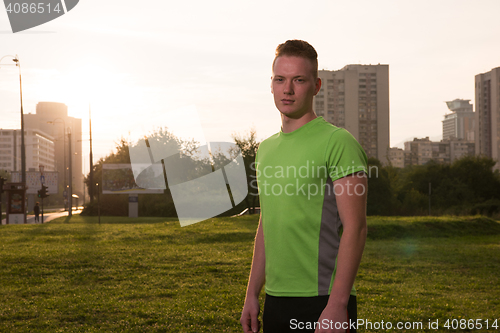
[240,295,261,333]
[314,303,348,333]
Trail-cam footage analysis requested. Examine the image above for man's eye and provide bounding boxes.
[296,79,305,82]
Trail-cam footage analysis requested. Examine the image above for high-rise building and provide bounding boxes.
[315,64,390,163]
[475,66,500,170]
[0,128,55,172]
[24,102,83,198]
[442,99,475,141]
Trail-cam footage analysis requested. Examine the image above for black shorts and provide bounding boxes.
[263,294,357,333]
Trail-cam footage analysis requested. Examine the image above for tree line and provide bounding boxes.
[82,127,500,218]
[82,127,259,217]
[367,156,500,216]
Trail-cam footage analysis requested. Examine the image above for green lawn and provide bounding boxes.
[358,216,500,332]
[0,215,499,332]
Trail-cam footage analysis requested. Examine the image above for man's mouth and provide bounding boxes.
[282,99,294,105]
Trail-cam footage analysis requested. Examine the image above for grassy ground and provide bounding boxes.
[0,215,499,332]
[359,216,500,332]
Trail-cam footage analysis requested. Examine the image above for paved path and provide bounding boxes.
[1,209,82,225]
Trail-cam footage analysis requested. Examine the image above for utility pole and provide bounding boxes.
[428,182,431,216]
[68,128,72,217]
[83,156,86,206]
[0,176,5,223]
[97,182,100,225]
[15,57,26,194]
[89,104,94,203]
[0,55,26,223]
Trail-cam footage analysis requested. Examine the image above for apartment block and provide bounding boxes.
[0,128,55,172]
[449,139,475,162]
[388,147,404,168]
[404,137,475,166]
[475,66,500,169]
[315,64,390,163]
[442,99,475,141]
[405,137,436,166]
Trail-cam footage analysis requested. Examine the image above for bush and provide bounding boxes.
[81,195,128,216]
[470,199,500,217]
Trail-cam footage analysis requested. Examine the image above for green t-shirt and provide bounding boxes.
[256,117,367,297]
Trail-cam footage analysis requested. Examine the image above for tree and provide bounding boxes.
[231,127,260,214]
[366,157,399,215]
[82,137,135,216]
[392,155,500,215]
[83,127,205,217]
[450,155,500,203]
[85,137,130,201]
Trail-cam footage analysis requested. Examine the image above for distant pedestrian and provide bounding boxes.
[34,202,40,223]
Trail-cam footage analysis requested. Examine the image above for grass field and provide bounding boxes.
[0,215,499,332]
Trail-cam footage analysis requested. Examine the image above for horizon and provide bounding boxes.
[1,0,500,174]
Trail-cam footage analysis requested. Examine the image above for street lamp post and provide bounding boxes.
[1,54,26,223]
[82,155,86,206]
[89,104,94,203]
[13,56,26,191]
[68,127,72,217]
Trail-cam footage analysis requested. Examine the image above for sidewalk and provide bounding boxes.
[1,208,82,225]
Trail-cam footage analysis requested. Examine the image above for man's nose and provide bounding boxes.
[284,81,294,94]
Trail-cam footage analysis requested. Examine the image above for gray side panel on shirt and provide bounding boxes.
[317,176,342,295]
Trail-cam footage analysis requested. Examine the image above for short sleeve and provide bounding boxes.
[326,129,368,182]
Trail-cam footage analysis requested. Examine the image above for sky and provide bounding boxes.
[1,0,500,175]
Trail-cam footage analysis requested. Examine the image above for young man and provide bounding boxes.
[240,40,368,333]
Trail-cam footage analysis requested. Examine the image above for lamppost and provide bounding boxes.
[0,54,26,221]
[68,126,72,217]
[47,118,67,210]
[77,105,94,204]
[82,155,86,206]
[89,104,94,203]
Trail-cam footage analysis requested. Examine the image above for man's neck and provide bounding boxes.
[281,111,318,133]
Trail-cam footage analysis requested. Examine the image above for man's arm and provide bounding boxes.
[316,172,368,333]
[240,214,265,333]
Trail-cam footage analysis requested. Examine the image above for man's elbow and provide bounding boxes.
[344,217,367,240]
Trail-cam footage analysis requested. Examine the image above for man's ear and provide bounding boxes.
[270,76,274,94]
[314,77,322,95]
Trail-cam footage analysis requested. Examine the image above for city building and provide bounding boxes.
[449,139,475,162]
[405,137,435,166]
[315,64,390,163]
[404,137,475,166]
[442,99,475,141]
[388,147,404,168]
[0,128,55,172]
[24,102,83,198]
[475,66,500,170]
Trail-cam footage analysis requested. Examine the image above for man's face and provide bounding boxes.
[271,55,321,119]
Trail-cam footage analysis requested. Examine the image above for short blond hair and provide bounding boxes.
[273,40,318,79]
